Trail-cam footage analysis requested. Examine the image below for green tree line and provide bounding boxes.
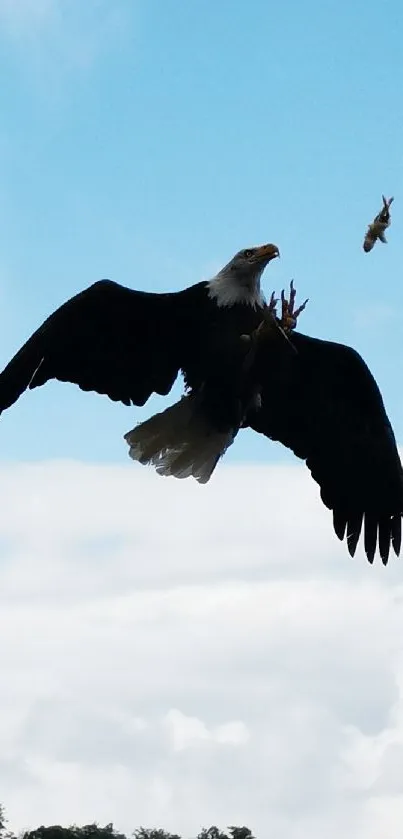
[0,806,255,839]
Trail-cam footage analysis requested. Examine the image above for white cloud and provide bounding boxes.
[0,1,131,86]
[164,710,249,752]
[0,0,56,30]
[0,458,402,838]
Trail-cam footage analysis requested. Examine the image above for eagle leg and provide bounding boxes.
[240,284,307,360]
[279,280,309,332]
[240,292,278,345]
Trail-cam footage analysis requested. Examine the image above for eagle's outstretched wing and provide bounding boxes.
[0,280,201,413]
[248,331,403,564]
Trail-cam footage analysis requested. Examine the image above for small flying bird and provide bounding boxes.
[363,195,394,252]
[0,243,401,565]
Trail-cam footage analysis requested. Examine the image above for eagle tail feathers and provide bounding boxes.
[124,396,235,484]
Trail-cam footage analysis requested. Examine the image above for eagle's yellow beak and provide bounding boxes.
[253,243,280,263]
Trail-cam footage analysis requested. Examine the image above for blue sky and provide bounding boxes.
[0,0,402,465]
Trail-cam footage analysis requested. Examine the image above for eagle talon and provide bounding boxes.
[278,280,309,332]
[268,291,278,315]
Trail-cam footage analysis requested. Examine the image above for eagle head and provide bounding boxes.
[208,243,280,308]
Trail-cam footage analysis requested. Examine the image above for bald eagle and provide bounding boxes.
[0,243,401,565]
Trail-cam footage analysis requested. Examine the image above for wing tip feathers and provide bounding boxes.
[333,508,402,565]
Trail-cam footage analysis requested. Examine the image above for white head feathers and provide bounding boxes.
[207,243,279,308]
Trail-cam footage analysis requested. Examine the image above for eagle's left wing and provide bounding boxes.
[248,331,403,564]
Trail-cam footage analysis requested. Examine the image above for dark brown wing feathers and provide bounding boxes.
[248,331,403,564]
[0,280,189,413]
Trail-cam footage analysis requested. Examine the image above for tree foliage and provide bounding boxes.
[196,829,254,839]
[0,806,14,839]
[0,807,6,838]
[22,824,127,839]
[133,829,181,839]
[1,805,256,839]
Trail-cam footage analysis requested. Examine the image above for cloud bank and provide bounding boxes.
[0,459,402,839]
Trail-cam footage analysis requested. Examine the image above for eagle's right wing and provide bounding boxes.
[0,280,197,413]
